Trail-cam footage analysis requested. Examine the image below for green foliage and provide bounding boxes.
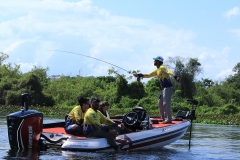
[200,92,225,107]
[197,105,221,114]
[144,78,160,97]
[1,53,240,125]
[232,62,240,73]
[115,96,139,109]
[219,104,239,115]
[127,81,145,99]
[201,78,215,88]
[0,56,53,106]
[171,101,191,113]
[0,52,10,66]
[137,96,158,110]
[170,57,202,99]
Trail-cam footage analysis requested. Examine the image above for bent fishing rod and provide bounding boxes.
[47,50,130,73]
[47,49,144,95]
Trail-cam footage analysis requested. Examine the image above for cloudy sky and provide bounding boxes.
[1,0,240,82]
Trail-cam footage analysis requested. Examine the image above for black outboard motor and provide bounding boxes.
[6,93,43,150]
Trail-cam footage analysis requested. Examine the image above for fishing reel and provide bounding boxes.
[135,73,143,82]
[137,76,143,82]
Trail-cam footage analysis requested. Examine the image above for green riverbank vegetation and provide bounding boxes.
[1,52,240,125]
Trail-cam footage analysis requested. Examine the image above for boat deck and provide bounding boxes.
[42,118,186,137]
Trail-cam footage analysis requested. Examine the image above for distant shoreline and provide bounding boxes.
[1,105,239,125]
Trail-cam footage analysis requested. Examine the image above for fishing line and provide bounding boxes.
[47,50,130,73]
[47,50,144,96]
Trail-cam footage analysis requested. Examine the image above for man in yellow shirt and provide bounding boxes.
[84,97,126,152]
[65,96,90,135]
[133,56,179,124]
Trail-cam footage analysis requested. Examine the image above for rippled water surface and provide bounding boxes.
[0,115,240,160]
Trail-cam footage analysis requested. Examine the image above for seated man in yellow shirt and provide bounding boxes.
[84,97,126,152]
[65,96,90,136]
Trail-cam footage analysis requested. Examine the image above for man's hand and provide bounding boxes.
[72,124,77,129]
[133,73,144,78]
[118,123,125,130]
[133,73,138,77]
[174,75,180,82]
[176,76,180,82]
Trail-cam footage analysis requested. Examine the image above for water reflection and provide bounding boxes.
[61,150,119,160]
[61,149,172,160]
[1,115,240,160]
[4,149,40,160]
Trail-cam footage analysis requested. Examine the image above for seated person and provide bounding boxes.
[64,96,90,136]
[99,101,130,134]
[99,101,110,118]
[84,97,127,152]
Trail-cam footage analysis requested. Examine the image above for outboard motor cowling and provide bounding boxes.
[7,93,43,150]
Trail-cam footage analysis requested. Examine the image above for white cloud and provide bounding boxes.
[34,41,57,66]
[19,62,37,73]
[221,46,231,57]
[223,7,240,19]
[0,0,237,81]
[216,69,233,80]
[192,45,233,81]
[3,41,25,53]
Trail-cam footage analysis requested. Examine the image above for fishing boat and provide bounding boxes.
[6,93,197,152]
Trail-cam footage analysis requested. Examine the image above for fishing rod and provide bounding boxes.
[47,50,145,96]
[47,50,130,73]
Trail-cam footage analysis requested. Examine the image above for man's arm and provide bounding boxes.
[73,107,83,125]
[133,69,157,78]
[99,111,116,126]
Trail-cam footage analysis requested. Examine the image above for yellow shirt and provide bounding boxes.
[143,65,174,88]
[83,108,116,135]
[143,65,173,80]
[68,105,88,125]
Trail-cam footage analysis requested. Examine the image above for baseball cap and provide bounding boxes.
[90,97,100,103]
[153,56,164,62]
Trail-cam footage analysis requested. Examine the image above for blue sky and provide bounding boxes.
[1,0,240,82]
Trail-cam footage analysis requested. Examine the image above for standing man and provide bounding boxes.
[65,96,90,135]
[84,97,126,152]
[133,56,179,124]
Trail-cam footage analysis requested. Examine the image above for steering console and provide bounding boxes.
[122,106,150,131]
[123,111,138,125]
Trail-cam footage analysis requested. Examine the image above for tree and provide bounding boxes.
[144,78,160,98]
[108,68,129,102]
[201,78,214,88]
[169,57,202,99]
[0,52,9,66]
[232,62,240,73]
[226,62,240,90]
[128,81,145,99]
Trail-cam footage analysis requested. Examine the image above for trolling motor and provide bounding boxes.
[6,93,46,151]
[175,99,197,121]
[175,98,198,150]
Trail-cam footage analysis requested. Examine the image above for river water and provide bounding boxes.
[0,115,239,160]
